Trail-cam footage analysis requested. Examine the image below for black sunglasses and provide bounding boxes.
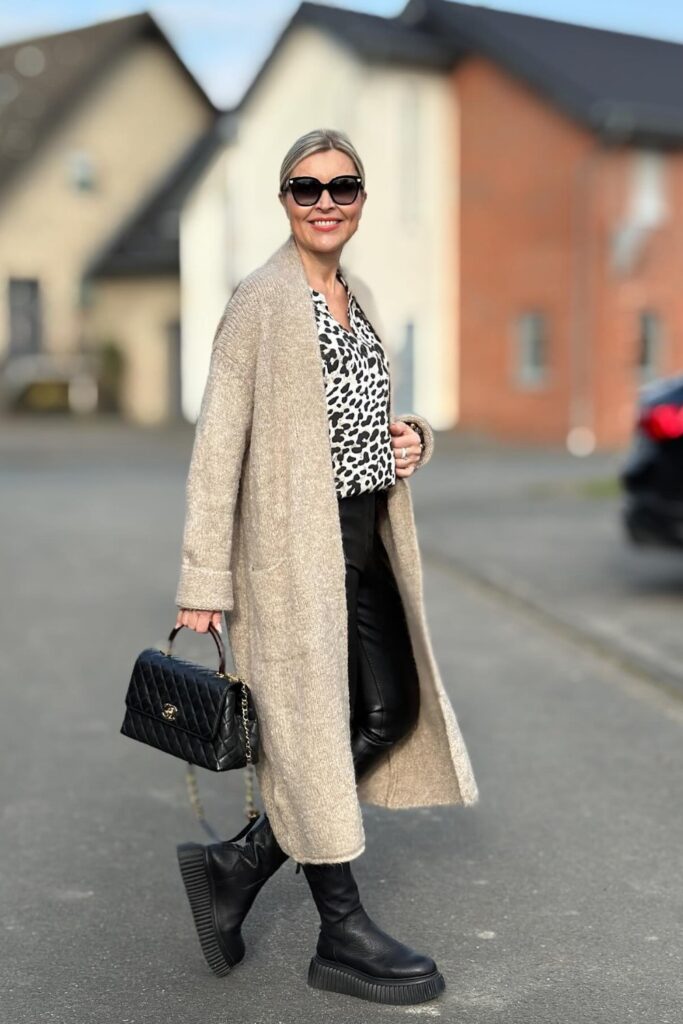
[284,175,364,206]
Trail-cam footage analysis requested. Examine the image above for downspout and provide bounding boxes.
[567,139,601,455]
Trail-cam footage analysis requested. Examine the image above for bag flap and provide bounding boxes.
[125,647,234,742]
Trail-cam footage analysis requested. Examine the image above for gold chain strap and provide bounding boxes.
[184,672,260,841]
[239,679,259,821]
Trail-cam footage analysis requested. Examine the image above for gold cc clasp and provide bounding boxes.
[162,703,178,721]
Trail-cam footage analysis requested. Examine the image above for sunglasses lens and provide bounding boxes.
[329,177,360,204]
[289,178,320,205]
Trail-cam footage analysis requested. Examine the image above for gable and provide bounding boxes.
[0,11,216,200]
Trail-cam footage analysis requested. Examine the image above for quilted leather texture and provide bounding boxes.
[120,647,260,771]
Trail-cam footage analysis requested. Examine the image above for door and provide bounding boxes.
[8,278,42,355]
[166,317,182,420]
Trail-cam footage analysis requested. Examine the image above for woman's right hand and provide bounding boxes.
[175,608,223,635]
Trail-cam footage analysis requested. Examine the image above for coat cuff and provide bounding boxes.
[393,412,435,470]
[175,564,233,612]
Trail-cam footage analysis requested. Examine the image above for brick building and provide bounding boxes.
[404,1,683,450]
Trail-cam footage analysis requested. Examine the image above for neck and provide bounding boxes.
[292,235,342,292]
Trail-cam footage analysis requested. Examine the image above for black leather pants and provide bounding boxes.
[337,488,420,778]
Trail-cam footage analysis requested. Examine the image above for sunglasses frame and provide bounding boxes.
[284,175,364,206]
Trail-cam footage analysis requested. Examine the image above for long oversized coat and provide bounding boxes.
[175,232,479,864]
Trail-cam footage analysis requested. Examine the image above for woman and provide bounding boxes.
[173,128,479,1005]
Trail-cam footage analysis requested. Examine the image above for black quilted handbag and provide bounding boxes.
[120,622,260,841]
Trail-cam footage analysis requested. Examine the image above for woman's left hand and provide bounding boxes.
[390,420,422,477]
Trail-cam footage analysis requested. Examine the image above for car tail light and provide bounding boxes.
[638,403,683,440]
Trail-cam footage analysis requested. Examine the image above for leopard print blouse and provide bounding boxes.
[309,269,396,499]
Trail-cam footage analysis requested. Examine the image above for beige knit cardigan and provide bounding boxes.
[175,232,479,864]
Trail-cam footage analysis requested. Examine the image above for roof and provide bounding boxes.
[291,1,452,67]
[0,11,218,199]
[84,118,232,278]
[401,0,683,145]
[234,1,452,113]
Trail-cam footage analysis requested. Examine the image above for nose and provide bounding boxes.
[314,187,336,210]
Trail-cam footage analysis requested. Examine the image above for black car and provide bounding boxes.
[620,373,683,548]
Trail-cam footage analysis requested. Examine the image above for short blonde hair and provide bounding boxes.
[278,128,365,193]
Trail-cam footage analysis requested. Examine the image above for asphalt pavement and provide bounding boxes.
[1,418,681,1024]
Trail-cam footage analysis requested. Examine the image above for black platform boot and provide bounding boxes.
[176,812,289,976]
[301,860,446,1004]
[176,731,396,976]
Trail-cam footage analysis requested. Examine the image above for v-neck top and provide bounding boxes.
[308,269,396,499]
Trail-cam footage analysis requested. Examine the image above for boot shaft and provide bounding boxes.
[206,812,289,882]
[301,860,363,925]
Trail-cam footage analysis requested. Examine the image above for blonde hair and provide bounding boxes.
[278,128,365,193]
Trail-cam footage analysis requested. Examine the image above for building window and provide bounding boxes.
[636,310,663,383]
[515,311,548,387]
[78,277,94,309]
[67,150,96,191]
[611,149,667,274]
[8,277,42,355]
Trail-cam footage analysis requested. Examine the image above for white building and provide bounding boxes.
[179,3,459,428]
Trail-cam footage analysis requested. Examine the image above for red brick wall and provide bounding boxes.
[591,148,683,447]
[454,55,683,449]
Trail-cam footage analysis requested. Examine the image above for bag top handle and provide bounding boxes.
[164,621,226,675]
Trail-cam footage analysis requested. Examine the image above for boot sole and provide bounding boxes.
[176,842,242,977]
[307,954,446,1004]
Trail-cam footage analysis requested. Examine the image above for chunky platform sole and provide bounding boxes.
[176,842,243,977]
[307,954,446,1004]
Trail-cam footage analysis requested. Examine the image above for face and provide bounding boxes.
[279,148,367,257]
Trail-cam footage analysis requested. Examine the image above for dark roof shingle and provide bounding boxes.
[293,1,452,67]
[402,0,683,143]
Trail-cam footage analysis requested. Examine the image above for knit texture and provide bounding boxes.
[175,233,478,864]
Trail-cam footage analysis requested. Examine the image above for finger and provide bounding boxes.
[196,611,212,634]
[391,434,420,453]
[393,446,420,464]
[211,610,223,633]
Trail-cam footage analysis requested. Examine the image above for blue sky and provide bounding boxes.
[2,0,683,109]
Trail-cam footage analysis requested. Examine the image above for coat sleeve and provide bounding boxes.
[391,412,435,471]
[174,281,258,612]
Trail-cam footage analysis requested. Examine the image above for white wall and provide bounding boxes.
[179,145,231,420]
[180,25,459,428]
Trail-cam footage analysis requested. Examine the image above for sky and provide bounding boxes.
[1,0,683,110]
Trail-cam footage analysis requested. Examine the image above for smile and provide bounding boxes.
[310,219,341,230]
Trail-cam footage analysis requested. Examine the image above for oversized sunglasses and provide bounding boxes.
[284,175,364,206]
